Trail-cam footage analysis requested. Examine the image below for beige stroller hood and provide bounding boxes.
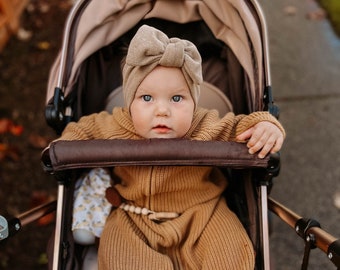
[47,0,264,112]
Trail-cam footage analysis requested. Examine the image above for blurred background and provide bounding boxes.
[0,1,70,269]
[0,0,339,269]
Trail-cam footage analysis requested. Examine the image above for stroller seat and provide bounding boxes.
[76,80,235,270]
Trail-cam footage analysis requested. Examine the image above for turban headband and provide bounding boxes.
[122,25,202,110]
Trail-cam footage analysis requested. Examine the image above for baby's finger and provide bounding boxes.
[270,136,284,153]
[257,136,276,158]
[248,131,269,155]
[236,127,254,141]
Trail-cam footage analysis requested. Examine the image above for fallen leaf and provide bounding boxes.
[0,143,21,162]
[29,134,51,149]
[0,143,8,152]
[59,1,74,10]
[16,28,33,41]
[26,3,35,13]
[306,8,326,20]
[10,125,24,136]
[0,118,23,135]
[37,253,48,265]
[36,41,51,50]
[30,191,50,206]
[39,3,50,13]
[37,212,55,226]
[30,191,55,226]
[284,5,297,16]
[0,119,12,134]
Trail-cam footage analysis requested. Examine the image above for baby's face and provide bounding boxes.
[130,66,194,139]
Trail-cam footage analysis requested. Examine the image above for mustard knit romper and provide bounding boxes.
[60,107,284,269]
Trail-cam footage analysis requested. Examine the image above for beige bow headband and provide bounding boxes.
[122,25,203,110]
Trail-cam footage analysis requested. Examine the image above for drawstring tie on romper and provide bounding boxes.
[119,203,179,221]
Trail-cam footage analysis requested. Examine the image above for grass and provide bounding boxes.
[318,0,340,36]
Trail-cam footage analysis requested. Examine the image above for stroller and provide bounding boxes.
[1,0,339,269]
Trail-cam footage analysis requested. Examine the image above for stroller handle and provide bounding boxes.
[269,197,340,268]
[42,139,274,172]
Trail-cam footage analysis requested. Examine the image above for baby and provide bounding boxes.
[59,25,285,269]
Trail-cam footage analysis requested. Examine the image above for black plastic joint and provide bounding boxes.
[295,218,321,248]
[259,152,281,188]
[267,152,280,177]
[0,216,21,241]
[328,239,340,268]
[8,217,21,237]
[45,87,66,134]
[41,147,53,174]
[264,86,280,119]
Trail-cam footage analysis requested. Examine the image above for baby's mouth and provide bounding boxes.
[153,125,171,133]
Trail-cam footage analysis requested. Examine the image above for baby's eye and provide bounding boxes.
[142,95,152,102]
[172,95,182,102]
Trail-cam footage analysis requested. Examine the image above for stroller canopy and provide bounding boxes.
[47,0,264,112]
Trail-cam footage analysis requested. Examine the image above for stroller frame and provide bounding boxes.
[1,0,339,269]
[45,0,277,269]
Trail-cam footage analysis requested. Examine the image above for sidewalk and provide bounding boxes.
[259,0,340,269]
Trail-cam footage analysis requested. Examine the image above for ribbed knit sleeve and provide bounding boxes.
[234,111,286,139]
[189,108,285,141]
[59,107,141,141]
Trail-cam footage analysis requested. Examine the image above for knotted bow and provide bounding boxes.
[122,25,202,109]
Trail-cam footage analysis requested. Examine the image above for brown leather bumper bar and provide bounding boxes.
[42,139,271,172]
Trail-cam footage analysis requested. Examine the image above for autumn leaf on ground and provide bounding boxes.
[0,143,21,162]
[0,118,24,136]
[29,133,51,149]
[9,125,24,136]
[284,5,297,16]
[17,28,33,41]
[306,8,326,20]
[0,118,23,162]
[37,253,48,265]
[30,191,55,226]
[0,119,12,134]
[36,41,51,50]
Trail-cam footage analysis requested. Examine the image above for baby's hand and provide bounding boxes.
[236,121,284,159]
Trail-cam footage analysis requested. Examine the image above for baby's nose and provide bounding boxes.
[155,102,170,116]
